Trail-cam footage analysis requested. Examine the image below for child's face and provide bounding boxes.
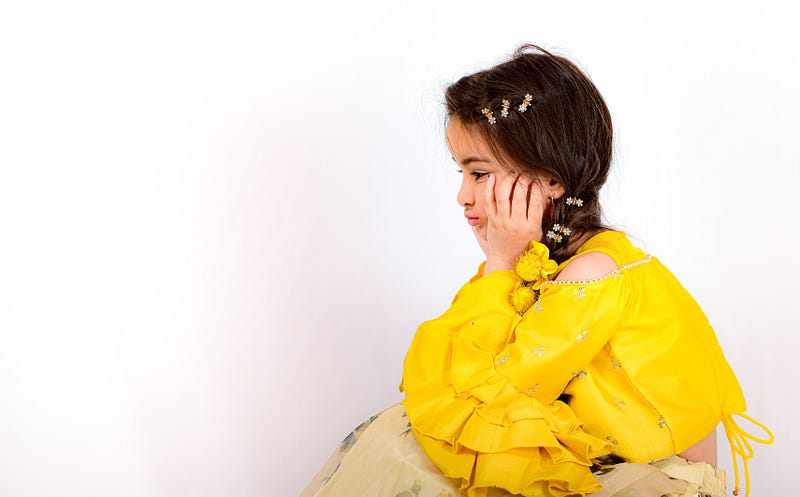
[445,118,507,239]
[445,117,562,251]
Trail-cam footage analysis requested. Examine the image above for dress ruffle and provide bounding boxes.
[404,387,611,497]
[402,310,612,497]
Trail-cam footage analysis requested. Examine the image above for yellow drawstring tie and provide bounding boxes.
[721,413,774,497]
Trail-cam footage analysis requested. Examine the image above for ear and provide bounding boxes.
[545,176,566,200]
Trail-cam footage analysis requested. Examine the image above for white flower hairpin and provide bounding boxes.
[518,93,533,113]
[501,99,510,118]
[546,223,572,243]
[481,93,535,124]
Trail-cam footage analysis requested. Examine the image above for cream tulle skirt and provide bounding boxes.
[301,404,726,497]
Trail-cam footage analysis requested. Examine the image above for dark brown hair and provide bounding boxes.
[445,44,613,263]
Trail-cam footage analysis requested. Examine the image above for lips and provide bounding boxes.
[465,213,480,226]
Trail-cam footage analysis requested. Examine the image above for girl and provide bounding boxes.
[302,44,771,497]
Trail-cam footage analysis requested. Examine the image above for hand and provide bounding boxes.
[478,172,547,274]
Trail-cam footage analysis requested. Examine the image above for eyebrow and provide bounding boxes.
[452,156,490,166]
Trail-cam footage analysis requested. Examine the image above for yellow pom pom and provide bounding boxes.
[511,284,537,314]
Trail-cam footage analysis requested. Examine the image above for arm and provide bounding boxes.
[400,247,626,497]
[679,430,717,465]
[417,253,626,405]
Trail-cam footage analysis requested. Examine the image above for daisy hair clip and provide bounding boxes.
[565,197,584,207]
[481,107,497,124]
[518,93,533,113]
[481,93,535,124]
[500,99,511,118]
[546,223,572,243]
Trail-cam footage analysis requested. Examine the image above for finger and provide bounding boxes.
[527,180,547,223]
[483,174,497,218]
[526,177,533,210]
[511,175,530,220]
[494,171,517,218]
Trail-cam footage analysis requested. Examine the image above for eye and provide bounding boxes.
[471,171,489,181]
[455,169,490,181]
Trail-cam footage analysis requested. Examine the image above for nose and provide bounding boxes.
[457,175,473,207]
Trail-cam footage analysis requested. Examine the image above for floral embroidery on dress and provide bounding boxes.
[495,353,510,366]
[613,397,625,409]
[395,480,422,497]
[532,345,545,357]
[571,368,588,381]
[611,356,622,369]
[400,415,412,438]
[527,383,540,394]
[320,461,342,487]
[321,412,381,486]
[573,286,587,300]
[338,414,378,452]
[576,330,588,343]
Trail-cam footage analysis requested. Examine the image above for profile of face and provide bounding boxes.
[445,117,563,244]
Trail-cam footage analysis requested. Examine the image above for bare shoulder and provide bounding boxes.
[555,251,619,282]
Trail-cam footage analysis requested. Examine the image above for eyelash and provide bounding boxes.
[457,170,489,181]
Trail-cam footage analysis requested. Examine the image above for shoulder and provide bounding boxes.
[555,251,619,282]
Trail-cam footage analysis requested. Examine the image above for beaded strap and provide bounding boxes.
[540,256,652,287]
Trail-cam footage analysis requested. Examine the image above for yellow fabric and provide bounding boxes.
[400,230,772,497]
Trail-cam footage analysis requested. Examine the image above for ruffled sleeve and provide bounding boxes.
[401,243,631,497]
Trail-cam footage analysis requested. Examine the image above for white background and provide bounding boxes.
[1,1,797,496]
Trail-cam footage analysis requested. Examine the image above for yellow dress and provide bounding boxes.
[400,230,771,497]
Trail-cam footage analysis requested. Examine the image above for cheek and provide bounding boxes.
[473,196,484,214]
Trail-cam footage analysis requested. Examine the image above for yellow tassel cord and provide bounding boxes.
[721,413,774,497]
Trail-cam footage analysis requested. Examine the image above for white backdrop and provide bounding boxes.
[1,1,798,496]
